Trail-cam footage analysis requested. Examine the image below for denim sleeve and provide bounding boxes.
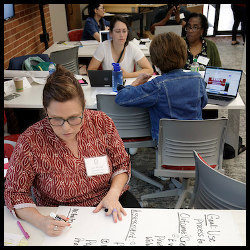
[104,19,110,27]
[200,78,208,108]
[115,80,159,108]
[85,18,98,36]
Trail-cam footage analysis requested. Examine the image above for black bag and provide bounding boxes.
[223,136,246,159]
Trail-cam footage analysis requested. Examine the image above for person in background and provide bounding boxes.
[184,12,222,71]
[115,32,207,142]
[231,4,246,45]
[4,65,140,237]
[81,3,110,41]
[150,4,190,34]
[88,15,153,78]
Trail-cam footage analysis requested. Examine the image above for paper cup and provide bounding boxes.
[13,77,24,92]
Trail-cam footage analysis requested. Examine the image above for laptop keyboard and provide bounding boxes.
[208,95,232,101]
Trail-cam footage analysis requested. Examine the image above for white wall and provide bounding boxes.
[49,4,68,41]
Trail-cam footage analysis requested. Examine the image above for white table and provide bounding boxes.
[43,41,150,58]
[4,206,246,246]
[4,75,245,155]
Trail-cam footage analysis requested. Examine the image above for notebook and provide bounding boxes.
[155,25,182,36]
[204,66,242,106]
[88,70,112,87]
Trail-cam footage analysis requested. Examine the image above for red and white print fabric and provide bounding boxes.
[4,109,131,213]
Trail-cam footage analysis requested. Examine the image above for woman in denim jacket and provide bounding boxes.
[115,32,208,141]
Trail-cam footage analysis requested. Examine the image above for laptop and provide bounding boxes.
[99,30,110,43]
[88,70,112,87]
[155,25,182,36]
[204,66,242,106]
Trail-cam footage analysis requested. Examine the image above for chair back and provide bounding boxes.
[155,25,182,36]
[4,140,17,160]
[50,46,79,74]
[191,150,246,209]
[96,94,156,148]
[8,54,50,70]
[67,29,83,41]
[155,118,228,178]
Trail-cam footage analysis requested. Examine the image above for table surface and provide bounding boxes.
[4,206,246,246]
[4,75,245,111]
[43,41,150,58]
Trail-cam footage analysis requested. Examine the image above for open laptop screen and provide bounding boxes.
[204,66,242,98]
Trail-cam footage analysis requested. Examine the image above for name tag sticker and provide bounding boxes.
[84,155,110,177]
[180,13,185,19]
[197,55,210,65]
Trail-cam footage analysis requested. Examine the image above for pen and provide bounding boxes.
[123,80,126,86]
[50,212,68,222]
[17,221,30,240]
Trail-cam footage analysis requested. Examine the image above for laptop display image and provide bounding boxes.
[88,70,112,87]
[204,66,242,106]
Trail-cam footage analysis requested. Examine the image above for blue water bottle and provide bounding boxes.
[112,63,123,92]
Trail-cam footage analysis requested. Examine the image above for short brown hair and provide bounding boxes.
[150,32,187,73]
[43,64,85,110]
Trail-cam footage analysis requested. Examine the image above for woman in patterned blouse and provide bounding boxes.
[184,12,222,70]
[4,65,140,236]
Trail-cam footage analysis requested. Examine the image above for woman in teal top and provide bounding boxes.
[184,12,222,70]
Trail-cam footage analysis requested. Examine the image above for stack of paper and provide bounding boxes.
[80,40,99,46]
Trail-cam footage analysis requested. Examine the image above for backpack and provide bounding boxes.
[32,61,53,71]
[22,56,45,71]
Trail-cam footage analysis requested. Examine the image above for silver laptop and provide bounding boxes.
[204,66,242,106]
[155,25,182,36]
[88,70,112,87]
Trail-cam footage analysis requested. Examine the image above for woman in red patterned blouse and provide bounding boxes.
[4,65,140,236]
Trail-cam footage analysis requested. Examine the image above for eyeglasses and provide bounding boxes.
[185,25,201,32]
[47,112,83,126]
[113,29,128,34]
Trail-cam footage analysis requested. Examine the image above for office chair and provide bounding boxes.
[67,29,84,41]
[4,110,20,143]
[8,54,50,70]
[190,150,246,209]
[50,46,79,74]
[4,140,17,160]
[141,118,228,209]
[4,139,37,204]
[96,94,164,190]
[154,25,183,36]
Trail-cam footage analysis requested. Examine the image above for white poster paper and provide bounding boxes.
[42,207,245,246]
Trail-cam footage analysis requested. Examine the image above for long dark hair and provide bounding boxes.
[88,3,105,30]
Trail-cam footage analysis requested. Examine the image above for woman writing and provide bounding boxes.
[115,32,208,141]
[184,12,222,70]
[81,3,110,42]
[4,65,140,237]
[88,15,153,78]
